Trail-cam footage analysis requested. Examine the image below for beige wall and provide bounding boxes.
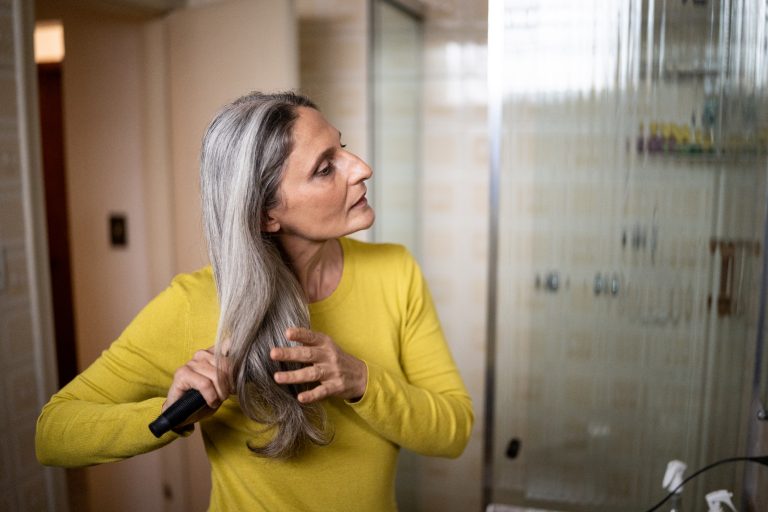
[51,6,154,374]
[0,0,66,509]
[167,0,298,274]
[297,0,369,162]
[413,3,488,510]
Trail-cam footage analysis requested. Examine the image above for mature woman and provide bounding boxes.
[36,91,473,511]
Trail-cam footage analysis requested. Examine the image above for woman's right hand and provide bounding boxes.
[163,348,231,428]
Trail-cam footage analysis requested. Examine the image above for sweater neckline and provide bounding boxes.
[308,237,354,314]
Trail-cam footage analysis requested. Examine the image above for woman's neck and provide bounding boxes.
[278,236,343,303]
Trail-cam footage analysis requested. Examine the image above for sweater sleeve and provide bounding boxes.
[346,249,474,458]
[35,278,195,468]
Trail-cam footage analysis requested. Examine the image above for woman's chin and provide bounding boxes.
[361,208,375,230]
[344,210,375,236]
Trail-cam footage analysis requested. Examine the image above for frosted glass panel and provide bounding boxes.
[490,0,768,510]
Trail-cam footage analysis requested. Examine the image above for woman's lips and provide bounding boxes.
[352,195,368,209]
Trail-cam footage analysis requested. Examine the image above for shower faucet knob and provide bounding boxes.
[610,274,620,296]
[594,273,604,295]
[545,271,559,292]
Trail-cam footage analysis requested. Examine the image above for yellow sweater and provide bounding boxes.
[36,238,474,511]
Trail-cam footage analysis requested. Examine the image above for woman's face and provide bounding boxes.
[265,107,375,242]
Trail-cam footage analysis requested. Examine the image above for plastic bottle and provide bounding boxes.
[660,124,670,152]
[705,490,736,512]
[648,123,663,153]
[662,460,687,512]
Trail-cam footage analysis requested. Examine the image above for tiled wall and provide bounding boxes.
[296,0,369,160]
[408,2,489,510]
[0,0,60,510]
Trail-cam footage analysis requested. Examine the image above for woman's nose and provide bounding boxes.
[346,153,373,183]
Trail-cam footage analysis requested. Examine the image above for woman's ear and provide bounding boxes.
[262,212,280,233]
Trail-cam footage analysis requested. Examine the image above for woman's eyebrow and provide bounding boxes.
[308,131,344,174]
[310,147,336,174]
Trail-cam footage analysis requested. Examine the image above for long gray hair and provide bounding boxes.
[200,91,331,458]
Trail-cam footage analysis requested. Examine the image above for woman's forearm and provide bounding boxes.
[36,392,181,467]
[346,361,474,458]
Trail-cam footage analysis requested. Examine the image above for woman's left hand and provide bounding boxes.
[270,327,367,404]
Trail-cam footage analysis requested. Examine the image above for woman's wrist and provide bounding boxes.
[351,358,368,402]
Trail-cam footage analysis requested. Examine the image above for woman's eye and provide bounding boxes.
[316,164,334,177]
[341,143,347,148]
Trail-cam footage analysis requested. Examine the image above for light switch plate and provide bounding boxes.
[109,214,128,248]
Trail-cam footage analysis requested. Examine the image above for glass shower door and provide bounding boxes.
[488,1,768,510]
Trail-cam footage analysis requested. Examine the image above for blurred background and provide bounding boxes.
[2,0,768,510]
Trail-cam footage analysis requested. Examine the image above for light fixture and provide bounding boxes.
[34,20,64,64]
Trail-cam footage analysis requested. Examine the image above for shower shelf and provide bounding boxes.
[632,150,768,165]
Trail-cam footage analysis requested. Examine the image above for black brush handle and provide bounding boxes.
[148,389,207,438]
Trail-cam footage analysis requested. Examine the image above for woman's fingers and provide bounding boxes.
[270,345,316,363]
[284,327,324,345]
[189,349,230,403]
[271,328,368,403]
[297,384,331,404]
[166,366,219,410]
[164,347,230,415]
[272,328,331,362]
[274,365,324,385]
[193,350,231,402]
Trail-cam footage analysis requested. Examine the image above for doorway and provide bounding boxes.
[35,19,87,512]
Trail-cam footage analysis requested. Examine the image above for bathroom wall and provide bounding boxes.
[296,0,369,163]
[0,0,66,510]
[408,1,489,509]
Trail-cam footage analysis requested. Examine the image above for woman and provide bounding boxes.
[36,91,473,511]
